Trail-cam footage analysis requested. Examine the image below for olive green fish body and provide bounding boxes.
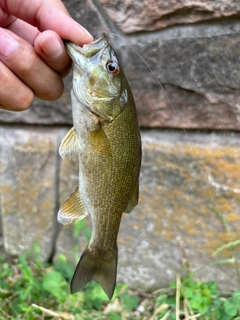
[58,34,141,299]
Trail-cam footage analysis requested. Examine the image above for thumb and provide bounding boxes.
[0,0,93,45]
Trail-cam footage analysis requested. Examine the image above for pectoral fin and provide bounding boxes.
[89,127,111,157]
[91,98,122,122]
[59,127,79,158]
[125,179,139,213]
[58,187,88,225]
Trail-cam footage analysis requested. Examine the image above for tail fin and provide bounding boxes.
[70,246,118,299]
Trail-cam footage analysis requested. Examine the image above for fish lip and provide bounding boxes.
[85,32,108,50]
[65,33,108,61]
[65,41,85,66]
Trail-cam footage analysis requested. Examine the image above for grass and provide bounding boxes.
[1,211,240,319]
[1,244,240,320]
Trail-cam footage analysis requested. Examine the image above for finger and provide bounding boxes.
[0,28,64,100]
[34,30,71,77]
[0,7,16,27]
[6,20,71,77]
[0,0,93,45]
[0,61,34,111]
[6,17,40,45]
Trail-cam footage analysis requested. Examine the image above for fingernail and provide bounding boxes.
[42,37,63,59]
[81,26,93,41]
[0,29,19,57]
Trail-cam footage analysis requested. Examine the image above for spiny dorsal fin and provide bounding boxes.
[58,187,88,225]
[125,178,139,213]
[59,127,79,159]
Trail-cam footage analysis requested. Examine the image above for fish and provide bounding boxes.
[58,33,141,299]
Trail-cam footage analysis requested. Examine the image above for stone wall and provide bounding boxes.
[0,0,240,292]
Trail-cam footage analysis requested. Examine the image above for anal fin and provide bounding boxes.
[58,187,88,225]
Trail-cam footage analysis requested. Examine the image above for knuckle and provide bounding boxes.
[36,77,64,101]
[49,79,64,100]
[12,87,34,111]
[17,50,37,75]
[18,92,34,111]
[0,62,34,111]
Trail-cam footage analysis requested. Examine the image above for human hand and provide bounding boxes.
[0,0,93,111]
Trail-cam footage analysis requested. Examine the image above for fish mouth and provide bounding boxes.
[65,33,108,67]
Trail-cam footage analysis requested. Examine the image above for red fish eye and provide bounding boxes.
[106,61,119,75]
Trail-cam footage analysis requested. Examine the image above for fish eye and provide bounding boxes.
[106,61,119,75]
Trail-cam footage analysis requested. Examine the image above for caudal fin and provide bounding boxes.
[70,246,118,299]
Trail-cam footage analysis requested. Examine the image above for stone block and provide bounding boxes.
[117,23,240,130]
[0,3,239,131]
[63,0,110,37]
[1,22,240,130]
[100,0,240,33]
[55,130,240,292]
[0,125,61,261]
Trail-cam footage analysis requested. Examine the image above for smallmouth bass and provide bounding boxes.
[58,33,141,299]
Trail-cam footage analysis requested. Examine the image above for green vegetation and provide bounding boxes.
[1,244,240,320]
[1,215,240,319]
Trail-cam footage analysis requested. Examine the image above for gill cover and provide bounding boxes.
[66,33,127,122]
